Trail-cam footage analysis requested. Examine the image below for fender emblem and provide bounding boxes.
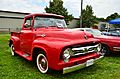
[36,34,46,37]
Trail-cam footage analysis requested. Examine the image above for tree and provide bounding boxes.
[45,0,73,24]
[106,13,120,28]
[106,13,120,21]
[96,17,106,22]
[79,5,98,28]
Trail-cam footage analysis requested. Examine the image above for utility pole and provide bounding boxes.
[80,0,83,28]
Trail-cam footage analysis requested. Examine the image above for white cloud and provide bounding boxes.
[0,0,47,13]
[63,0,81,18]
[83,0,120,18]
[0,0,120,18]
[63,0,120,18]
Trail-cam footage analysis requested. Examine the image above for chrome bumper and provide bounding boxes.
[63,55,104,74]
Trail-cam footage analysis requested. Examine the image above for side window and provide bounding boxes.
[86,30,93,33]
[24,17,32,28]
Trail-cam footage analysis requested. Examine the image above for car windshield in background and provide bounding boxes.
[86,29,102,36]
[34,17,67,28]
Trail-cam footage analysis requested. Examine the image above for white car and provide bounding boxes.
[74,28,102,36]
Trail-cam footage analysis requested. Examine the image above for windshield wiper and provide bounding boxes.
[49,25,66,29]
[35,25,48,28]
[49,26,58,27]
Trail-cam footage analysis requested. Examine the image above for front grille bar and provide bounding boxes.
[72,44,99,56]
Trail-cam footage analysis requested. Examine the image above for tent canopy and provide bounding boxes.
[109,18,120,24]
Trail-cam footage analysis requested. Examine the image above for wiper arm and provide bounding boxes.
[35,25,48,28]
[49,26,58,27]
[49,25,63,28]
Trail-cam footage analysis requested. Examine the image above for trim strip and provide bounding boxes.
[72,44,98,51]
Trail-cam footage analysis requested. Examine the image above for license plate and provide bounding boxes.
[86,59,94,67]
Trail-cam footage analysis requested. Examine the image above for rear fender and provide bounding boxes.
[10,36,20,51]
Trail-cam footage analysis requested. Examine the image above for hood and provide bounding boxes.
[36,28,94,42]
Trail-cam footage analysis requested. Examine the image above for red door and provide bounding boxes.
[20,17,34,54]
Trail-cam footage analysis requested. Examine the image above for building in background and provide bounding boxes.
[0,10,79,32]
[97,22,110,31]
[0,10,28,32]
[67,18,79,28]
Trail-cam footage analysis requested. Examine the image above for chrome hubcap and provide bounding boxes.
[39,57,47,71]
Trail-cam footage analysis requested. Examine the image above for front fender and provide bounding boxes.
[32,39,63,69]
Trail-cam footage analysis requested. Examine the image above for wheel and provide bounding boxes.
[10,44,15,56]
[36,53,48,74]
[101,45,111,55]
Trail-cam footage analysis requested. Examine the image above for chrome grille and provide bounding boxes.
[71,44,99,56]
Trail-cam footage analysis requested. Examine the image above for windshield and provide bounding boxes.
[86,29,102,36]
[34,17,67,28]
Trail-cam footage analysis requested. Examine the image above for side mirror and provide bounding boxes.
[101,33,103,35]
[24,23,30,28]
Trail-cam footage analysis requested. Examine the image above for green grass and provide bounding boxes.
[0,33,120,79]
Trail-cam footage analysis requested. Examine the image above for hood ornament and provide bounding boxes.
[84,35,88,40]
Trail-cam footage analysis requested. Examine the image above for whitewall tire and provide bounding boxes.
[36,53,48,74]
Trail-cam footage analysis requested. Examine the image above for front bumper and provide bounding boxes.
[63,55,103,74]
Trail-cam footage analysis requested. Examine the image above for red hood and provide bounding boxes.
[36,28,94,41]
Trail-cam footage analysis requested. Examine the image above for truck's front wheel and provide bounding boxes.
[36,53,48,74]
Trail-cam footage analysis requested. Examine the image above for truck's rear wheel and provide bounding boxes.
[11,44,15,56]
[36,53,48,74]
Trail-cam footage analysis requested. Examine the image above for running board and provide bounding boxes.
[15,50,32,61]
[23,53,30,57]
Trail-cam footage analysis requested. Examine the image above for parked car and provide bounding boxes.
[9,13,103,74]
[102,28,120,37]
[75,28,120,55]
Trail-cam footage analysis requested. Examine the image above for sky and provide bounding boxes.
[0,0,120,18]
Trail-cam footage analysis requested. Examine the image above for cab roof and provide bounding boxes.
[25,13,64,18]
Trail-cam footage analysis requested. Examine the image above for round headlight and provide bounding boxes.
[63,48,72,63]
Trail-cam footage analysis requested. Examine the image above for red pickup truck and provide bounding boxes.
[9,13,103,74]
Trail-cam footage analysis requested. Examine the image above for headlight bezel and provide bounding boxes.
[62,48,73,63]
